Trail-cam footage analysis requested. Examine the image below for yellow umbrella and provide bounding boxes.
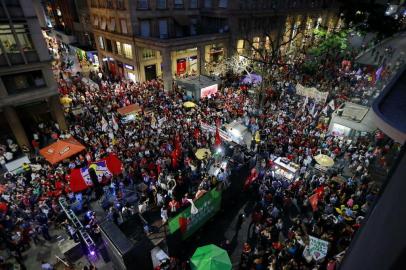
[60,95,72,106]
[195,148,211,160]
[314,154,334,167]
[254,131,261,142]
[183,101,197,108]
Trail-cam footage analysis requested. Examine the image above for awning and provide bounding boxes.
[40,137,85,165]
[117,104,142,115]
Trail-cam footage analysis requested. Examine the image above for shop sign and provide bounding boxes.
[168,188,222,239]
[177,58,187,74]
[124,64,134,70]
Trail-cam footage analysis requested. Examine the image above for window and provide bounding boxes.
[93,16,99,28]
[159,19,168,38]
[108,18,116,32]
[100,17,107,30]
[237,39,244,54]
[174,0,183,8]
[107,0,113,8]
[137,0,149,9]
[204,0,212,8]
[140,20,150,37]
[120,19,128,34]
[218,0,227,8]
[142,49,155,59]
[0,24,17,53]
[123,43,132,59]
[116,0,125,9]
[190,0,197,8]
[190,18,197,35]
[2,70,46,95]
[91,0,98,7]
[156,0,166,9]
[98,36,104,49]
[116,41,122,55]
[13,24,33,51]
[105,39,112,52]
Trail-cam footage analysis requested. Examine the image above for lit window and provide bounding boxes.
[93,16,99,28]
[13,24,33,51]
[237,39,244,54]
[0,25,17,53]
[98,36,105,49]
[142,49,156,59]
[116,41,122,55]
[123,43,133,59]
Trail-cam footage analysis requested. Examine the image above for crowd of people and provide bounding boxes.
[0,31,403,270]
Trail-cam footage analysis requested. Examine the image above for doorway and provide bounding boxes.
[144,64,157,81]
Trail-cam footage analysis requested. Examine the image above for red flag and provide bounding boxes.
[314,186,325,198]
[215,127,221,146]
[69,153,123,192]
[309,193,319,212]
[193,127,200,141]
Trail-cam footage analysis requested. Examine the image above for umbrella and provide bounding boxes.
[195,148,211,160]
[184,101,197,108]
[190,244,232,270]
[60,95,72,106]
[314,154,334,167]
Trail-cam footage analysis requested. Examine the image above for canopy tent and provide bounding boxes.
[117,104,142,116]
[40,137,85,165]
[190,244,232,270]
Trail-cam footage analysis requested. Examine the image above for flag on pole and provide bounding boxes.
[215,126,222,146]
[309,102,316,116]
[187,199,199,215]
[101,116,108,132]
[328,99,335,111]
[303,96,309,110]
[322,105,329,115]
[375,66,384,82]
[112,114,119,131]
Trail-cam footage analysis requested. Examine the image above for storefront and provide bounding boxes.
[173,48,198,78]
[124,63,137,82]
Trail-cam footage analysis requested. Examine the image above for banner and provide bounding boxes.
[177,58,186,74]
[168,188,222,240]
[309,235,329,261]
[69,153,123,192]
[201,84,218,98]
[296,84,328,104]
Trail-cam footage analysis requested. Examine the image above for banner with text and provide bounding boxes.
[168,188,222,240]
[296,84,329,104]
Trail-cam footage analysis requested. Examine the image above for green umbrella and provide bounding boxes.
[190,244,232,270]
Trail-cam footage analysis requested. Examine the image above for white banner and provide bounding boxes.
[296,84,329,104]
[309,235,329,261]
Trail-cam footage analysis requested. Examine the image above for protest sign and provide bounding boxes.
[309,235,329,261]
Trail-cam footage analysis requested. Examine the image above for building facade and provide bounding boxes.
[0,0,66,148]
[88,0,341,90]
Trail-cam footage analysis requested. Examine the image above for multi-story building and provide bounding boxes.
[43,0,95,49]
[89,0,341,90]
[0,0,66,148]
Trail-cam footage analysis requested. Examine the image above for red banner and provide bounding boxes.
[177,58,186,74]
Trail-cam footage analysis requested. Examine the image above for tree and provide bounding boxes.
[229,15,307,105]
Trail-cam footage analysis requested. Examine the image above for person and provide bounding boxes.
[160,206,168,224]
